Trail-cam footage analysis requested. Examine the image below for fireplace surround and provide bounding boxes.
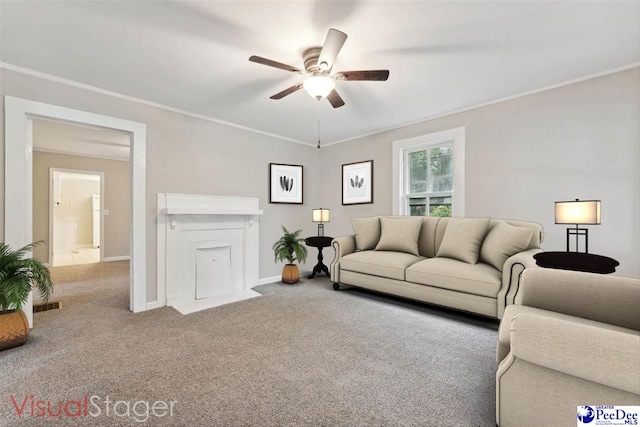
[157,193,264,314]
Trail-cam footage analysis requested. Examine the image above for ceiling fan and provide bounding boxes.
[249,28,389,108]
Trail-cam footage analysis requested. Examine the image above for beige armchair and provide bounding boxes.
[496,268,640,427]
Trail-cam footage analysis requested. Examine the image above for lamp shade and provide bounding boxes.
[303,76,335,100]
[555,199,601,225]
[312,208,330,223]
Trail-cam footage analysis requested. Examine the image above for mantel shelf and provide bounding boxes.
[160,208,264,216]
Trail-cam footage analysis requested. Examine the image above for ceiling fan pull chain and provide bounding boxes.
[317,100,321,149]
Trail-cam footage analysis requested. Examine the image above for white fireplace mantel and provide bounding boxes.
[157,193,264,314]
[161,208,264,215]
[160,206,264,229]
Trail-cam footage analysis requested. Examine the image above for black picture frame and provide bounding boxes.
[269,163,303,204]
[342,160,373,205]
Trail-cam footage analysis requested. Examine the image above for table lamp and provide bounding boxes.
[312,208,330,237]
[555,199,601,253]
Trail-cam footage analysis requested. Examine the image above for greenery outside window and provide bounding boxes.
[405,144,453,217]
[392,127,465,217]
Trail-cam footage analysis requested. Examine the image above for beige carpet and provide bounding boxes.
[1,261,498,426]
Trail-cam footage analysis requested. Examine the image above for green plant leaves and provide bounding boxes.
[0,241,53,311]
[272,226,307,265]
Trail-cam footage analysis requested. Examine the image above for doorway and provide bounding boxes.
[49,168,104,267]
[4,96,148,327]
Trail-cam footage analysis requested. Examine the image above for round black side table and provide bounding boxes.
[533,252,619,274]
[304,236,334,279]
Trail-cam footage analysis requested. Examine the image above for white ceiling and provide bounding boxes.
[2,1,639,145]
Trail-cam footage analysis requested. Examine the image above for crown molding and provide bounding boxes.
[0,62,311,146]
[3,61,638,148]
[322,62,640,147]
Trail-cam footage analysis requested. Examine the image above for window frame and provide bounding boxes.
[392,127,465,217]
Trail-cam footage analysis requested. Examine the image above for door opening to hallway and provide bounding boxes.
[30,118,132,311]
[50,169,103,267]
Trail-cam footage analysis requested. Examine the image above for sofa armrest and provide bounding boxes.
[519,269,640,330]
[330,235,356,282]
[509,312,640,395]
[496,248,542,319]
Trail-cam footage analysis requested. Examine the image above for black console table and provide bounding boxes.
[534,251,619,274]
[304,236,333,279]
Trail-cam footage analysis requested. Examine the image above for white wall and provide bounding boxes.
[319,68,640,278]
[2,66,638,310]
[0,68,321,304]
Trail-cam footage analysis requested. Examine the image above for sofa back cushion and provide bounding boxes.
[433,217,451,254]
[374,216,423,256]
[351,216,381,251]
[480,221,533,271]
[435,217,491,264]
[497,219,544,248]
[417,216,442,258]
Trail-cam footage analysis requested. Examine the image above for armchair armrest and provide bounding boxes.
[330,235,356,282]
[519,269,640,330]
[496,248,542,319]
[509,312,640,395]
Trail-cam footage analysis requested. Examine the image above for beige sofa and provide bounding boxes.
[496,268,640,427]
[330,216,543,319]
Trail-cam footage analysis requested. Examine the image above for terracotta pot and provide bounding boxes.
[282,264,300,284]
[0,310,29,351]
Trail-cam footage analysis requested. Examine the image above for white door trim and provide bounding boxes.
[49,168,105,266]
[4,96,147,326]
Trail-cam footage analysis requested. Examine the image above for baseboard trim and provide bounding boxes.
[145,301,164,310]
[103,256,130,262]
[257,271,313,286]
[258,275,281,285]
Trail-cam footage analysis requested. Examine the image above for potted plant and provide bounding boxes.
[0,241,53,351]
[272,226,308,284]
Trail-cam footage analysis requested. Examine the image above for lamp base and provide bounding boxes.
[317,223,324,237]
[566,226,589,253]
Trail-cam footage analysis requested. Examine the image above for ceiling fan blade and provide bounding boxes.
[327,89,345,108]
[270,83,303,100]
[335,70,389,81]
[249,55,303,74]
[317,28,347,72]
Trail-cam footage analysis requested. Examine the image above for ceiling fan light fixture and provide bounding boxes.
[303,75,335,100]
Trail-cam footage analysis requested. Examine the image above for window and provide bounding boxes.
[405,144,454,216]
[392,127,465,217]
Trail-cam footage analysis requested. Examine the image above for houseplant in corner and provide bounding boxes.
[273,226,307,284]
[0,241,53,351]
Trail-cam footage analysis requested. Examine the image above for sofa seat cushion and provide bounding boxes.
[406,257,501,298]
[340,251,425,281]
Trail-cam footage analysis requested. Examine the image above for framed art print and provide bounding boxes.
[269,163,303,204]
[342,160,373,205]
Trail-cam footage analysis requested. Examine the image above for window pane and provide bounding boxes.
[429,146,453,193]
[429,196,452,217]
[408,150,427,193]
[409,197,426,216]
